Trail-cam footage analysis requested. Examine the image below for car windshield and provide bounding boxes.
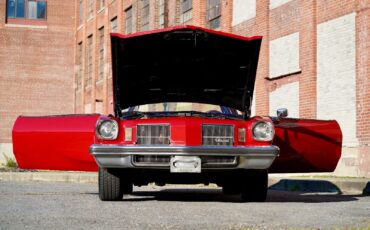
[121,102,243,119]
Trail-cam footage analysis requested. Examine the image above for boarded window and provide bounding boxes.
[111,17,118,32]
[125,6,132,34]
[207,0,221,29]
[181,0,192,24]
[79,0,83,24]
[269,32,300,78]
[159,0,165,28]
[85,35,93,88]
[140,0,149,31]
[98,0,104,10]
[76,42,83,90]
[98,27,105,81]
[88,0,94,19]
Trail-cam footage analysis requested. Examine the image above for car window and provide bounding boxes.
[123,102,242,115]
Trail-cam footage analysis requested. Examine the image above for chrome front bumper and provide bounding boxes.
[89,145,279,170]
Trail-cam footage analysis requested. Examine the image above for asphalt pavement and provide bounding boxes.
[0,181,369,229]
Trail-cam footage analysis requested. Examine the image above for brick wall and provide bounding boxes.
[1,0,368,176]
[0,1,75,161]
[233,0,370,177]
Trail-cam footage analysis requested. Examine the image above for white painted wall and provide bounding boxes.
[84,103,92,113]
[317,13,358,147]
[269,0,292,9]
[0,143,14,166]
[269,82,299,118]
[250,91,256,116]
[269,32,300,78]
[232,0,256,26]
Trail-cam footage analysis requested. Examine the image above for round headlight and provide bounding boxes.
[97,120,119,140]
[252,121,274,141]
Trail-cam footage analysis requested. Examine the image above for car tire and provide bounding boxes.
[99,167,124,201]
[240,170,268,202]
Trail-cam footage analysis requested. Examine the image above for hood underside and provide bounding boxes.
[111,26,262,117]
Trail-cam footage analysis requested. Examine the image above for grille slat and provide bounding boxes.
[202,124,234,146]
[136,124,170,145]
[133,155,237,166]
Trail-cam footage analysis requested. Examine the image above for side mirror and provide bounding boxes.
[277,108,288,120]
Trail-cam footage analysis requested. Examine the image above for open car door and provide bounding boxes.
[12,115,100,172]
[270,118,342,173]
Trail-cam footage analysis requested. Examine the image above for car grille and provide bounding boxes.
[202,124,234,146]
[133,155,171,165]
[136,124,170,145]
[132,155,237,167]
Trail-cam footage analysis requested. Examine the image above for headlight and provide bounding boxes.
[96,119,119,140]
[252,121,274,141]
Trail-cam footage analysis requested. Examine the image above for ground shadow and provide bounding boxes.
[86,179,367,203]
[269,179,342,193]
[121,188,361,203]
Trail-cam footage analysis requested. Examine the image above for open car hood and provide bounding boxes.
[111,26,262,117]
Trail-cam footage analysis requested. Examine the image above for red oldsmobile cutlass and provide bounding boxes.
[12,26,342,202]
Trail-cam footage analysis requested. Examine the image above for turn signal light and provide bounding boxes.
[238,128,246,142]
[124,127,133,142]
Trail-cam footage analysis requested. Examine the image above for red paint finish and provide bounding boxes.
[12,115,100,172]
[270,118,342,173]
[97,116,273,147]
[12,115,342,173]
[111,25,262,42]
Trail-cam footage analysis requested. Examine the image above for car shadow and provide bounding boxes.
[121,188,361,203]
[87,179,368,203]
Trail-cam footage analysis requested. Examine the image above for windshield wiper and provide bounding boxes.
[201,112,242,120]
[121,111,145,120]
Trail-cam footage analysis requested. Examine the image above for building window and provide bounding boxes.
[125,6,132,34]
[140,0,149,31]
[181,0,192,24]
[98,0,104,10]
[85,35,93,88]
[111,17,118,32]
[76,42,83,90]
[207,0,221,29]
[79,0,83,24]
[159,0,165,28]
[88,0,94,19]
[6,0,47,20]
[98,27,105,82]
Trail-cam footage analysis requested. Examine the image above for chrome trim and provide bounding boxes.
[90,145,278,156]
[90,144,279,170]
[132,155,238,167]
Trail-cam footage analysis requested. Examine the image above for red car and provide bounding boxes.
[12,26,342,202]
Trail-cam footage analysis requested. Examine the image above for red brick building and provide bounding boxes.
[0,0,369,177]
[0,1,75,164]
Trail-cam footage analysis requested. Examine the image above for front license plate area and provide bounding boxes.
[170,156,201,173]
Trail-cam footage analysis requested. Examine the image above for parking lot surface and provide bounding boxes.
[0,181,369,229]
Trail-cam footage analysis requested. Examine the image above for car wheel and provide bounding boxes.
[240,170,268,202]
[98,167,124,201]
